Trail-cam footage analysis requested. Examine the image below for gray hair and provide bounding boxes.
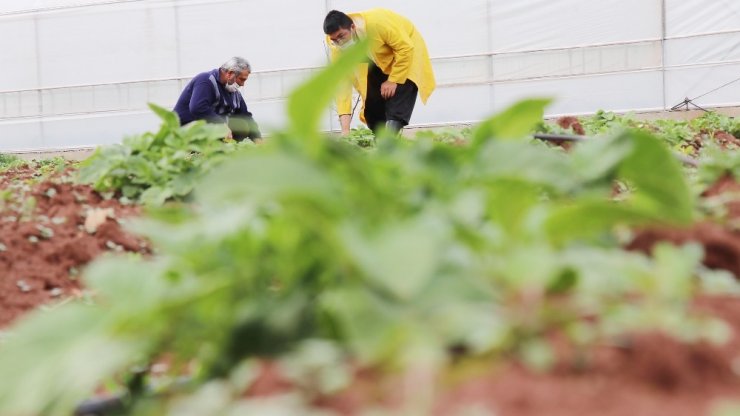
[220,57,252,73]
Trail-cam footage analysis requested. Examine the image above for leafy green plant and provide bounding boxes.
[413,126,472,145]
[0,154,27,172]
[0,41,728,416]
[698,144,740,185]
[579,110,641,136]
[77,104,247,205]
[651,119,695,146]
[345,126,376,148]
[690,111,740,137]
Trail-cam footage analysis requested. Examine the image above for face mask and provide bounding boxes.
[334,29,358,49]
[225,82,240,93]
[339,37,356,50]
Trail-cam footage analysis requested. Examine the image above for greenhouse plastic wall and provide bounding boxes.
[1,0,739,151]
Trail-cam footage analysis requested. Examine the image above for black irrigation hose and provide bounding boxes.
[532,133,700,167]
[74,396,126,416]
[533,133,588,142]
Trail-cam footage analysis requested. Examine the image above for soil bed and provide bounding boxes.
[3,163,740,415]
[0,165,148,327]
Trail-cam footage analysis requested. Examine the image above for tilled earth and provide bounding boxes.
[0,164,148,327]
[3,161,740,415]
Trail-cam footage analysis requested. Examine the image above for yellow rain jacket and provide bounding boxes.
[327,8,436,123]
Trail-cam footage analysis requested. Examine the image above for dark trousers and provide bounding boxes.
[364,62,418,134]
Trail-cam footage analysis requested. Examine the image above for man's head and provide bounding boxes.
[220,57,252,92]
[324,10,355,48]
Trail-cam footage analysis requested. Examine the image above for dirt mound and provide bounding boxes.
[0,168,147,328]
[556,116,585,135]
[714,131,740,149]
[433,295,740,416]
[627,223,740,278]
[239,298,740,416]
[628,176,740,277]
[703,174,740,223]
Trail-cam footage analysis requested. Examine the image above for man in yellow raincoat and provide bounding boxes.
[323,9,436,135]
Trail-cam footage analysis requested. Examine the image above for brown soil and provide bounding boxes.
[434,297,740,416]
[549,117,587,151]
[628,222,740,278]
[556,116,586,136]
[5,163,740,415]
[628,176,740,278]
[703,174,740,222]
[0,165,147,327]
[683,134,704,155]
[243,296,740,416]
[714,131,740,149]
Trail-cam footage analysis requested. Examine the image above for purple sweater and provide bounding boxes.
[173,69,255,126]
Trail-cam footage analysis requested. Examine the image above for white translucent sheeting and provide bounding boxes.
[0,17,38,91]
[178,0,328,76]
[355,71,666,127]
[0,0,141,15]
[491,41,662,82]
[666,0,740,37]
[39,80,183,117]
[490,0,662,52]
[3,0,740,151]
[411,85,493,126]
[248,70,320,102]
[0,70,314,120]
[36,3,179,86]
[665,32,740,67]
[0,119,44,151]
[492,71,665,116]
[0,111,161,151]
[328,0,490,57]
[665,63,740,109]
[0,91,41,119]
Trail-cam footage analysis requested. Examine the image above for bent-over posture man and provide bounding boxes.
[324,9,436,135]
[174,57,262,143]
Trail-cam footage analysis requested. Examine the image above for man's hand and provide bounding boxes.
[225,127,234,141]
[380,81,398,99]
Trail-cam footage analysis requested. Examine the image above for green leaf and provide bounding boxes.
[341,215,446,300]
[545,200,652,245]
[570,133,635,184]
[618,130,694,224]
[140,186,174,206]
[287,39,369,140]
[486,179,543,238]
[475,141,575,193]
[171,172,199,197]
[148,102,180,130]
[195,153,335,205]
[472,99,552,146]
[321,288,413,363]
[547,268,579,295]
[0,305,140,416]
[84,258,170,309]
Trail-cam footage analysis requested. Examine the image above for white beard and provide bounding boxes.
[225,83,240,93]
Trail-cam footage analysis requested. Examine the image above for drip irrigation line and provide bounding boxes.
[75,396,126,416]
[670,74,740,112]
[532,133,700,167]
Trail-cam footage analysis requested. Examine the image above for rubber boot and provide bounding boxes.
[385,120,405,136]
